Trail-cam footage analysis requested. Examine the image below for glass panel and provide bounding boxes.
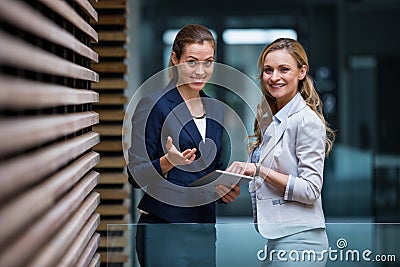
[107,223,400,266]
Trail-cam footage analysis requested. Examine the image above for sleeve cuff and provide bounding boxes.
[152,158,163,176]
[284,174,295,201]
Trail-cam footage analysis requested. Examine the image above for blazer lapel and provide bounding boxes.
[258,118,288,163]
[258,92,305,163]
[166,87,204,148]
[165,88,223,170]
[204,95,219,140]
[202,96,219,160]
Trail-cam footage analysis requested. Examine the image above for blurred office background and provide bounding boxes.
[127,0,400,265]
[129,0,400,222]
[0,0,399,266]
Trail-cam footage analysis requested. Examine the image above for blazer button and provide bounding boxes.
[257,194,262,200]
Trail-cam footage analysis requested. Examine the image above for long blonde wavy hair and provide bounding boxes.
[249,38,335,156]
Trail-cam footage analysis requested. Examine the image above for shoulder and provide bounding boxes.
[138,87,174,113]
[140,88,167,105]
[132,89,171,125]
[293,105,323,125]
[289,95,323,126]
[294,106,325,140]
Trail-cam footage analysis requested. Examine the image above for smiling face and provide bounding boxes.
[172,41,215,93]
[262,49,307,109]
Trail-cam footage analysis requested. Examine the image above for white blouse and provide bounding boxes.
[193,117,206,142]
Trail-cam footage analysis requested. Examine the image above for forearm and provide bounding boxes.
[258,165,288,194]
[160,154,174,174]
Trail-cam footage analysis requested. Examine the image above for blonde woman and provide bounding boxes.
[227,38,335,266]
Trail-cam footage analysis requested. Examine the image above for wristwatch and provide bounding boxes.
[254,163,261,177]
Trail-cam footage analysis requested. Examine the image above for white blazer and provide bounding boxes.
[251,92,326,239]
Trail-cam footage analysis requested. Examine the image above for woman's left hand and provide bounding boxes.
[216,184,241,203]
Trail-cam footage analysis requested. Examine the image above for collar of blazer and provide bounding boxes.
[258,92,307,164]
[165,86,219,157]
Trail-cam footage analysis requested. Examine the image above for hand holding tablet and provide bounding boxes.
[188,170,253,188]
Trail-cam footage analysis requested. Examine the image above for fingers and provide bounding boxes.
[182,148,197,158]
[166,136,173,150]
[226,162,256,176]
[226,161,245,174]
[217,184,241,203]
[182,148,197,163]
[165,136,198,166]
[226,161,239,172]
[188,153,196,161]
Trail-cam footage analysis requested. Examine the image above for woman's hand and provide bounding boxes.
[226,161,256,177]
[165,136,197,166]
[216,184,241,203]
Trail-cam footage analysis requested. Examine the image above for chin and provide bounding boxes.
[190,83,206,91]
[268,91,284,99]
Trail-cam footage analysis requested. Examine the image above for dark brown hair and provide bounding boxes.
[168,24,215,81]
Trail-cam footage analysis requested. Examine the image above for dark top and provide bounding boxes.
[127,83,225,223]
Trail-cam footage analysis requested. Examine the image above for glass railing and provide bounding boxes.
[106,221,399,266]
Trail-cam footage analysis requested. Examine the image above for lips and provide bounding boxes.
[192,77,206,83]
[270,83,285,89]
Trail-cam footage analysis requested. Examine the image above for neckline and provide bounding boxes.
[192,112,206,119]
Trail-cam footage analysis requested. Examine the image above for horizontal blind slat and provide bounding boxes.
[97,31,127,42]
[101,236,128,248]
[91,62,127,73]
[0,75,99,108]
[95,94,128,105]
[59,213,100,267]
[96,203,129,215]
[95,188,129,200]
[0,112,99,156]
[0,152,99,246]
[92,14,126,26]
[29,196,100,267]
[73,0,98,21]
[0,30,99,82]
[0,132,100,202]
[38,0,98,42]
[98,219,129,231]
[96,156,126,168]
[100,252,128,263]
[0,1,98,62]
[91,0,127,10]
[93,140,124,152]
[88,253,101,267]
[75,233,101,267]
[0,185,100,267]
[98,173,128,184]
[95,110,125,121]
[91,78,127,89]
[92,125,123,136]
[92,47,126,57]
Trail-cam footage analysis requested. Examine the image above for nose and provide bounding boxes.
[195,63,205,75]
[270,70,279,81]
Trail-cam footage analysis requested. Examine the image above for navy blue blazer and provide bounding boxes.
[127,83,225,223]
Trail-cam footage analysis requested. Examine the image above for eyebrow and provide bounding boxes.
[186,56,214,60]
[263,64,291,68]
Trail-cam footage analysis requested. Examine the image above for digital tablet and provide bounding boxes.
[188,170,253,188]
